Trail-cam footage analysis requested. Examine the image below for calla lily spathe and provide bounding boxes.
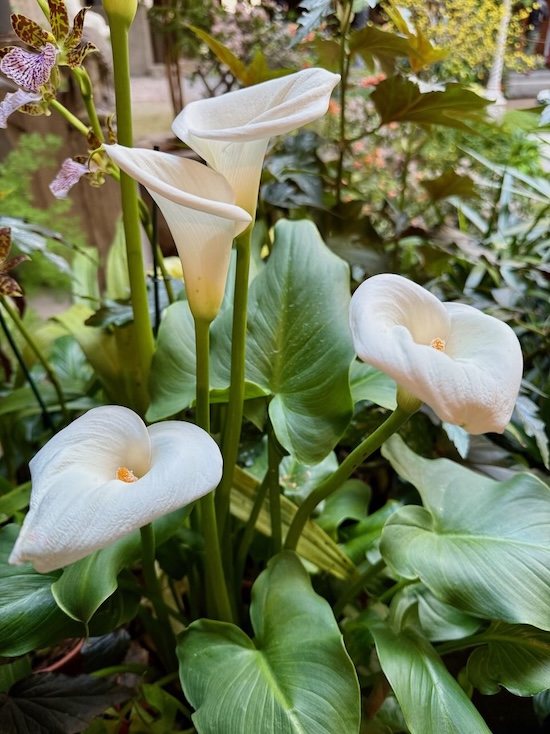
[172,68,341,216]
[9,406,223,573]
[103,144,251,321]
[349,274,523,434]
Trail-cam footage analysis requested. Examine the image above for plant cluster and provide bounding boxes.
[0,0,548,733]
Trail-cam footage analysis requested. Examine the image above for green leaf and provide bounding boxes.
[350,361,397,409]
[52,507,190,623]
[316,479,371,537]
[367,618,492,734]
[279,451,339,504]
[0,483,31,523]
[0,526,138,656]
[0,657,31,694]
[381,436,550,630]
[395,585,482,642]
[244,220,354,463]
[294,0,333,43]
[0,672,130,734]
[371,78,490,132]
[467,622,550,696]
[189,26,290,85]
[178,551,361,733]
[231,467,356,580]
[349,25,420,75]
[421,170,479,202]
[339,501,401,565]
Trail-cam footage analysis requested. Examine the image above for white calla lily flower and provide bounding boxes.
[349,274,523,434]
[9,406,223,573]
[172,68,341,216]
[103,144,251,321]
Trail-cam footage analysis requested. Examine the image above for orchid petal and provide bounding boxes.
[172,68,340,215]
[103,144,251,320]
[0,89,41,128]
[9,406,223,572]
[0,43,56,92]
[49,158,89,199]
[349,274,523,434]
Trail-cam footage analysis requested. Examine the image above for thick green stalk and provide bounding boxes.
[215,227,252,535]
[1,297,67,418]
[284,406,415,551]
[106,14,154,416]
[194,317,234,623]
[139,523,177,670]
[335,1,354,205]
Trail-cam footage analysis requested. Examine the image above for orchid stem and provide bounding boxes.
[194,317,234,624]
[1,297,67,419]
[0,307,54,432]
[72,67,104,142]
[106,12,154,416]
[49,99,90,137]
[139,523,178,670]
[216,227,252,536]
[284,406,415,551]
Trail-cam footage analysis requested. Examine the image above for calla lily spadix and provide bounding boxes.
[103,144,251,321]
[171,68,341,216]
[9,406,223,573]
[349,274,523,434]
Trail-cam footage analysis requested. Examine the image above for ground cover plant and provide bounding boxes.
[0,0,548,732]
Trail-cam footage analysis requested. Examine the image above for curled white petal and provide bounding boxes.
[103,144,251,320]
[9,405,223,572]
[349,274,523,434]
[0,89,41,129]
[172,68,340,215]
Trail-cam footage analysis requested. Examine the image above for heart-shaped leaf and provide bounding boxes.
[381,436,550,630]
[178,551,360,733]
[466,622,550,696]
[0,526,138,656]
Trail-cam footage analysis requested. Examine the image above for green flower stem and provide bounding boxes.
[194,317,234,624]
[49,99,90,136]
[1,297,67,418]
[107,13,154,416]
[0,306,54,432]
[72,67,104,142]
[284,406,415,551]
[139,523,178,670]
[335,1,354,205]
[268,422,283,555]
[216,227,253,536]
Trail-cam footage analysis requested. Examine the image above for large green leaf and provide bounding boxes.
[381,436,550,630]
[367,617,492,734]
[149,220,355,463]
[244,219,354,463]
[178,551,360,733]
[349,24,420,75]
[371,78,490,131]
[466,622,550,696]
[52,507,190,623]
[0,526,138,656]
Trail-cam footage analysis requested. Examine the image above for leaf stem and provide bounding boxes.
[333,558,387,618]
[194,317,234,624]
[216,227,252,536]
[284,407,414,551]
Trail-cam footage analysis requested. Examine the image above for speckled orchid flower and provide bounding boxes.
[171,68,341,216]
[9,406,223,573]
[49,158,90,199]
[0,228,30,297]
[104,144,251,321]
[349,274,523,434]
